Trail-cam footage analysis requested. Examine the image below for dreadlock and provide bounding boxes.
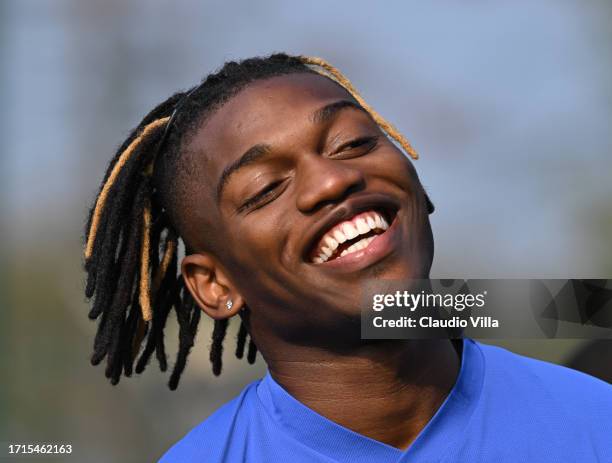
[83,53,419,390]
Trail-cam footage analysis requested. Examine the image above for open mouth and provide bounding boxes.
[309,208,397,264]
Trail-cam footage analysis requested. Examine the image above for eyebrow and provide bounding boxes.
[216,99,368,202]
[311,99,368,124]
[216,143,272,201]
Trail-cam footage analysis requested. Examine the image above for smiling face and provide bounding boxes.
[180,72,434,352]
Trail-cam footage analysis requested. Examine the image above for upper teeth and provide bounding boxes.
[312,210,389,264]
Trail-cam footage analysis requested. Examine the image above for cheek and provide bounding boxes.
[368,144,418,189]
[224,211,291,284]
[392,158,419,192]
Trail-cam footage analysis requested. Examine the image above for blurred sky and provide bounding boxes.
[2,1,611,462]
[3,0,612,277]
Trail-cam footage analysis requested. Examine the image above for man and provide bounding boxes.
[84,54,612,462]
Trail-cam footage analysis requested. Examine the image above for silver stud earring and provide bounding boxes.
[225,300,233,311]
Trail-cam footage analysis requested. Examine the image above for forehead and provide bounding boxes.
[186,73,355,183]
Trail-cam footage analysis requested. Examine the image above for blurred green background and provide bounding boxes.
[2,1,611,462]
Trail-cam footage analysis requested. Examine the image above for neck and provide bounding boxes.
[265,339,460,450]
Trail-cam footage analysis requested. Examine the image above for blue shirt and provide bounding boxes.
[159,339,612,462]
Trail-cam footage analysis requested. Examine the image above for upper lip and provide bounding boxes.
[301,193,400,263]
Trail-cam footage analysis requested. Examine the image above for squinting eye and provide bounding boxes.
[239,180,285,212]
[346,136,376,149]
[334,135,379,156]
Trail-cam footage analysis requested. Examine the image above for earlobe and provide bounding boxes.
[181,254,245,320]
[424,193,435,215]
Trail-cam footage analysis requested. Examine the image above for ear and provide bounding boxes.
[424,192,435,215]
[181,253,245,320]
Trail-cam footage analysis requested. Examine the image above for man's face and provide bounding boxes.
[185,72,433,347]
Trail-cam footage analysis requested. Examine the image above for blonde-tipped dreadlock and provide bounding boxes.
[302,56,419,161]
[83,53,419,390]
[85,117,170,261]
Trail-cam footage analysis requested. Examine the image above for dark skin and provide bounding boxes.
[180,73,459,450]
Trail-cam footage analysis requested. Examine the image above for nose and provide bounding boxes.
[295,155,366,213]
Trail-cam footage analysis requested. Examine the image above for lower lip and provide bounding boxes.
[316,214,400,272]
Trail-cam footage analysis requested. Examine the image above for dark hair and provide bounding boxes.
[83,53,419,390]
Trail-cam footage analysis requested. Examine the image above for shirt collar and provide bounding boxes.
[256,338,484,463]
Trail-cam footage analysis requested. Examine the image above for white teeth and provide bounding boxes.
[312,209,393,263]
[355,218,369,234]
[334,235,377,260]
[341,223,359,240]
[321,246,332,258]
[333,229,347,244]
[324,236,339,251]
